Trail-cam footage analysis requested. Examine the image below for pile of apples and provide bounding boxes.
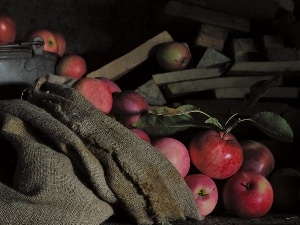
[69,41,300,220]
[0,10,87,80]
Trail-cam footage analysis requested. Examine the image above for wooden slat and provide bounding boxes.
[176,0,279,21]
[164,0,251,32]
[86,31,174,81]
[214,87,300,99]
[152,68,222,86]
[167,75,274,95]
[228,61,300,76]
[197,48,231,68]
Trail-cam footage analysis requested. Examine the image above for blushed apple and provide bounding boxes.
[0,10,16,45]
[184,173,218,218]
[96,77,121,93]
[72,77,113,114]
[189,130,243,179]
[222,171,273,218]
[26,28,59,54]
[269,168,300,213]
[53,30,67,57]
[56,54,87,79]
[130,128,151,143]
[156,41,191,71]
[239,140,275,177]
[152,137,190,177]
[110,90,149,127]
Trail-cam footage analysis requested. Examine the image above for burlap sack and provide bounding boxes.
[0,74,201,225]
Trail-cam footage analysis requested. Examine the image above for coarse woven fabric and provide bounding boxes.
[0,74,201,225]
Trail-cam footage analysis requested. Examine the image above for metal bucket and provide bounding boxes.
[0,36,58,99]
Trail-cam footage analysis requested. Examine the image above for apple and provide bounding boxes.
[56,54,87,79]
[156,41,191,71]
[26,28,59,54]
[95,77,121,94]
[110,90,149,127]
[184,173,218,218]
[152,137,190,177]
[72,77,113,114]
[53,30,67,57]
[0,10,16,45]
[269,168,300,213]
[222,171,273,218]
[189,130,243,179]
[130,128,151,143]
[239,140,275,177]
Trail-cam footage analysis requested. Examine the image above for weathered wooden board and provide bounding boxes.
[86,31,174,81]
[264,48,298,62]
[228,61,300,76]
[194,24,229,51]
[273,0,295,12]
[176,0,279,21]
[152,68,222,86]
[164,0,251,32]
[231,38,260,62]
[197,48,231,68]
[262,35,285,49]
[214,87,300,99]
[166,75,274,95]
[135,79,167,106]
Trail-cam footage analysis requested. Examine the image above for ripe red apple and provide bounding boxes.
[72,77,113,114]
[0,10,16,45]
[152,137,190,177]
[26,28,59,54]
[222,171,273,218]
[239,140,275,177]
[130,128,151,143]
[189,130,243,179]
[95,77,121,93]
[156,41,191,71]
[269,168,300,213]
[184,174,218,218]
[56,54,87,79]
[110,90,149,127]
[53,31,67,57]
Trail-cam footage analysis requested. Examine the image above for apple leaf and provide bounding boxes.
[241,75,282,115]
[132,104,222,137]
[250,112,293,142]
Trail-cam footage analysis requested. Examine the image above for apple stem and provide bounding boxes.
[241,182,251,189]
[198,189,208,197]
[222,118,240,138]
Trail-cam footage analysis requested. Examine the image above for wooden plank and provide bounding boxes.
[86,31,174,81]
[197,48,231,68]
[262,35,285,49]
[166,75,274,95]
[231,38,260,62]
[264,48,298,62]
[164,0,251,32]
[135,79,167,106]
[228,61,300,76]
[273,0,295,12]
[194,24,229,51]
[214,87,300,99]
[176,0,279,21]
[152,68,222,86]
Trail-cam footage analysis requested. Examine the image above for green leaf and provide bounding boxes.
[132,104,222,137]
[250,112,293,142]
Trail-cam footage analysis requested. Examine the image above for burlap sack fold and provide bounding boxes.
[0,74,201,224]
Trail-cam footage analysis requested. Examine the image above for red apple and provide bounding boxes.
[130,128,151,143]
[269,168,300,213]
[239,140,275,177]
[110,90,149,127]
[95,77,121,93]
[222,171,273,218]
[53,31,67,57]
[184,173,218,218]
[56,54,87,79]
[26,28,59,54]
[152,137,190,177]
[72,77,113,114]
[0,10,16,45]
[156,41,191,71]
[189,130,243,179]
